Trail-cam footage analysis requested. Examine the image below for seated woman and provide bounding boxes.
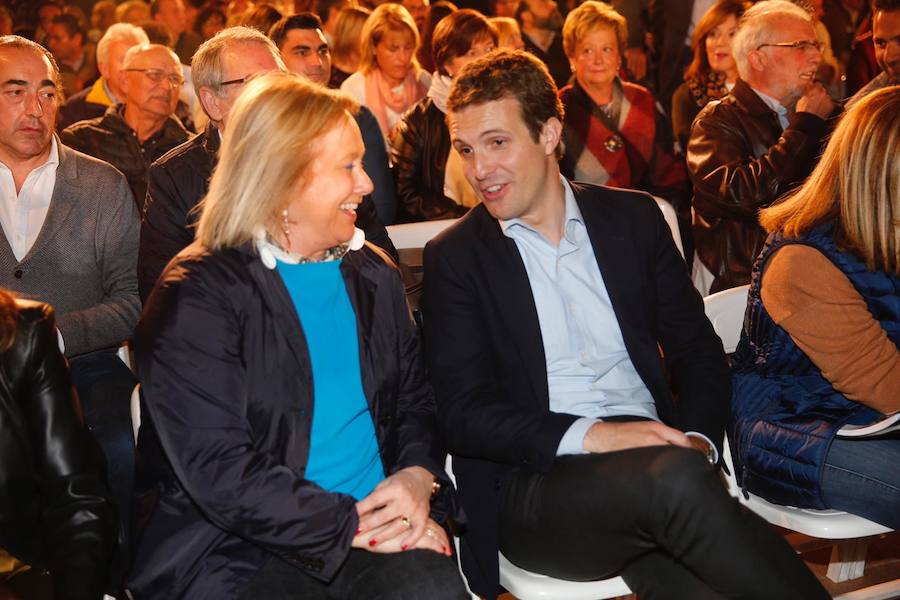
[730,86,900,530]
[128,72,467,600]
[0,290,117,600]
[390,9,496,222]
[558,2,690,230]
[328,6,370,89]
[670,0,748,152]
[341,3,431,143]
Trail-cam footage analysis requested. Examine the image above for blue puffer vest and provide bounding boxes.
[730,223,900,509]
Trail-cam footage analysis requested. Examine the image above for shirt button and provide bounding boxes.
[14,269,22,279]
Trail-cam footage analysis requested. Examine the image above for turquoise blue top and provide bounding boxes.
[276,259,385,500]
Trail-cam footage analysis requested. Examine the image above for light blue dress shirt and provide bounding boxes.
[753,88,790,131]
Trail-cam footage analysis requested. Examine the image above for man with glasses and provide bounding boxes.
[686,0,836,293]
[61,43,189,209]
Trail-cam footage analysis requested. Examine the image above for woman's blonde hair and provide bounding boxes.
[332,6,371,68]
[562,0,627,60]
[760,86,900,274]
[358,3,420,74]
[196,72,357,250]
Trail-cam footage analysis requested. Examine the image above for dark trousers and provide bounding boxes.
[499,446,830,600]
[69,350,136,549]
[237,549,470,600]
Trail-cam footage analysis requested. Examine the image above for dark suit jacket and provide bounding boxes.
[130,242,455,599]
[422,181,729,599]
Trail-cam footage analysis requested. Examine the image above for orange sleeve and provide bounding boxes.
[761,244,900,414]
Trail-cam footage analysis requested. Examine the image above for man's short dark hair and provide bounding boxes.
[51,13,84,40]
[873,0,900,12]
[448,48,563,143]
[139,20,173,47]
[268,13,324,49]
[432,9,498,76]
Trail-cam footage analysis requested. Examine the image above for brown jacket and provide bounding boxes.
[687,78,831,292]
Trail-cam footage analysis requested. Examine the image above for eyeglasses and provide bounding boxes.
[124,68,185,86]
[756,40,823,52]
[219,75,251,87]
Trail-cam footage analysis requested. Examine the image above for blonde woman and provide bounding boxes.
[341,3,430,140]
[730,86,900,530]
[489,16,524,50]
[329,5,371,88]
[130,72,466,600]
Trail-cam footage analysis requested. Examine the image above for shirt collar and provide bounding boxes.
[499,176,584,242]
[752,88,788,119]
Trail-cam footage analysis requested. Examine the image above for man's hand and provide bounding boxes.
[624,47,648,81]
[355,466,434,550]
[582,420,693,454]
[795,82,836,119]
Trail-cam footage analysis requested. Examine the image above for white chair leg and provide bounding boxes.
[826,538,869,582]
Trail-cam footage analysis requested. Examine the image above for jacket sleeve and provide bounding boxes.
[55,171,140,356]
[687,106,828,222]
[390,105,468,222]
[422,242,578,473]
[139,161,197,303]
[136,268,359,581]
[22,305,118,599]
[358,106,398,225]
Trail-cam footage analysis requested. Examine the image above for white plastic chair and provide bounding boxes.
[703,286,897,590]
[386,219,458,250]
[130,384,141,443]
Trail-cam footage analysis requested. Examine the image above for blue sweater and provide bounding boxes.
[277,259,385,500]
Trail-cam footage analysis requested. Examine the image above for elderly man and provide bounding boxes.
[61,43,190,209]
[847,0,900,107]
[46,13,99,97]
[57,23,149,131]
[269,13,398,225]
[423,48,828,600]
[687,0,836,293]
[138,26,394,302]
[0,35,140,544]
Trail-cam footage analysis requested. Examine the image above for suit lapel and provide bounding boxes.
[20,140,77,265]
[474,208,550,410]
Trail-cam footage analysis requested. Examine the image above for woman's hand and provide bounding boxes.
[355,466,434,550]
[351,517,451,556]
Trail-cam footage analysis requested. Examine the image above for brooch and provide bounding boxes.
[605,134,624,152]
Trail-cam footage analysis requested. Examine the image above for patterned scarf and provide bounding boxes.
[364,68,428,138]
[685,70,730,109]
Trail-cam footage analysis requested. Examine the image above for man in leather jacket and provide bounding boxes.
[687,0,837,293]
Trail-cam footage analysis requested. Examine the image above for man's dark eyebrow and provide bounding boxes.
[290,44,313,52]
[1,79,57,89]
[40,79,57,89]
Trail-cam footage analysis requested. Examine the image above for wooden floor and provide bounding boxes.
[497,530,900,600]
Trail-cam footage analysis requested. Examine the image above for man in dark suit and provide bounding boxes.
[423,49,828,600]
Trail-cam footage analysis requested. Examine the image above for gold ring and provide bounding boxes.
[401,517,412,529]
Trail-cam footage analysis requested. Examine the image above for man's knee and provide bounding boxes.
[645,446,718,504]
[389,551,469,600]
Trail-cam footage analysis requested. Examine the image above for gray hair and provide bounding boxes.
[121,42,180,69]
[0,35,62,98]
[97,23,150,67]
[732,0,812,80]
[191,26,286,96]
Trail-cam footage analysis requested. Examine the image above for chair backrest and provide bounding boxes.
[652,196,684,259]
[386,219,458,250]
[702,285,750,354]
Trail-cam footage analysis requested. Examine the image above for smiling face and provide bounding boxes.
[752,17,822,106]
[705,14,738,80]
[283,117,373,258]
[571,25,620,92]
[0,47,58,167]
[374,27,416,86]
[448,96,561,225]
[280,28,332,86]
[873,9,900,83]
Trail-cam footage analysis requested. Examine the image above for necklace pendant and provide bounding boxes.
[605,134,624,152]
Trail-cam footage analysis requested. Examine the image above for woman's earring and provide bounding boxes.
[281,209,291,245]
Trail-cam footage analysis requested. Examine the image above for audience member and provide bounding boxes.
[517,0,570,88]
[241,3,284,33]
[391,10,496,222]
[846,0,900,107]
[558,1,690,236]
[316,0,352,44]
[57,23,149,131]
[423,48,829,600]
[0,35,140,550]
[671,0,748,153]
[340,4,431,141]
[130,71,467,600]
[822,0,868,66]
[490,16,525,49]
[417,1,457,73]
[404,0,431,32]
[151,0,202,64]
[35,2,63,47]
[61,44,190,208]
[89,1,117,43]
[329,6,371,87]
[194,6,227,41]
[270,13,399,224]
[687,0,836,293]
[0,290,118,600]
[491,0,519,19]
[730,85,900,530]
[47,13,98,97]
[116,0,152,26]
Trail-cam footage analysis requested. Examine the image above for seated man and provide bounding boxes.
[61,43,190,209]
[846,0,900,107]
[268,13,399,225]
[423,49,829,600]
[46,13,98,97]
[139,26,395,302]
[687,0,836,293]
[0,35,139,544]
